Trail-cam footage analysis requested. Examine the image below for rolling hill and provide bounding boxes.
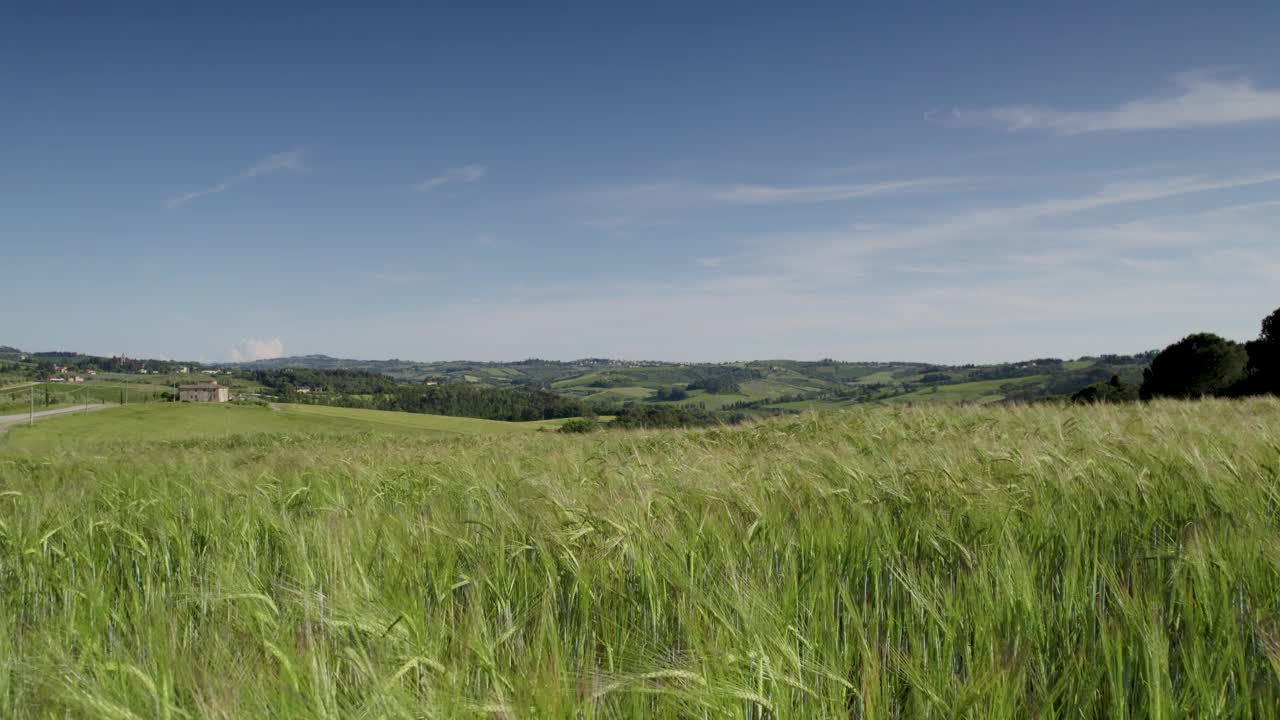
[229,353,1154,409]
[4,345,1158,413]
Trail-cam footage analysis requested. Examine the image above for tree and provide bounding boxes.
[686,377,741,394]
[652,386,689,402]
[1139,333,1248,400]
[1248,306,1280,392]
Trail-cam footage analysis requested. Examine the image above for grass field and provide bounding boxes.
[90,372,268,395]
[0,402,565,453]
[0,380,186,416]
[275,403,573,434]
[3,399,1280,717]
[886,374,1054,405]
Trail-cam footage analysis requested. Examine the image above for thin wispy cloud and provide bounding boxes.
[953,171,1280,228]
[242,150,304,178]
[716,177,976,205]
[668,170,1280,287]
[770,170,1280,268]
[585,176,977,211]
[372,176,1280,363]
[416,164,487,192]
[167,183,231,208]
[943,71,1280,134]
[168,150,305,208]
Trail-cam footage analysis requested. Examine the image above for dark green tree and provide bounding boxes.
[1139,333,1248,400]
[1247,306,1280,392]
[652,386,689,402]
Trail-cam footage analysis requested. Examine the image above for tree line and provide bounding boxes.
[250,368,399,394]
[254,369,588,422]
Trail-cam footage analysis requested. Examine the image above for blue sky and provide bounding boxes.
[4,1,1279,363]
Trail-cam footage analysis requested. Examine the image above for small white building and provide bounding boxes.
[179,381,229,403]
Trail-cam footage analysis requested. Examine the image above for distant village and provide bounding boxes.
[44,362,227,382]
[10,353,236,403]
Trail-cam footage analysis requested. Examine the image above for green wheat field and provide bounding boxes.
[4,399,1280,718]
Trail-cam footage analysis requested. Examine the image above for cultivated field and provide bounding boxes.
[3,399,1280,717]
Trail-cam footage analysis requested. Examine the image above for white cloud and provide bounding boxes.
[168,150,305,208]
[416,164,487,192]
[946,71,1280,134]
[227,337,285,362]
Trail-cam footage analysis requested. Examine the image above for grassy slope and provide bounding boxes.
[1,381,186,415]
[568,372,838,409]
[3,400,1280,717]
[570,386,655,403]
[766,397,859,411]
[0,402,560,453]
[886,373,1054,405]
[274,403,571,433]
[93,372,267,394]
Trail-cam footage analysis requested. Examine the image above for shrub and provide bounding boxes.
[558,418,600,433]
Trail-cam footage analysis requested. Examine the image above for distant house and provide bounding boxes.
[179,381,229,403]
[177,366,190,374]
[69,376,84,383]
[85,369,97,376]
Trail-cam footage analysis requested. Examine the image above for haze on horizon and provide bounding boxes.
[4,2,1279,365]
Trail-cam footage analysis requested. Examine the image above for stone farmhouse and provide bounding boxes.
[178,381,229,403]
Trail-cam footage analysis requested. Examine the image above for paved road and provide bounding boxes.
[0,403,114,427]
